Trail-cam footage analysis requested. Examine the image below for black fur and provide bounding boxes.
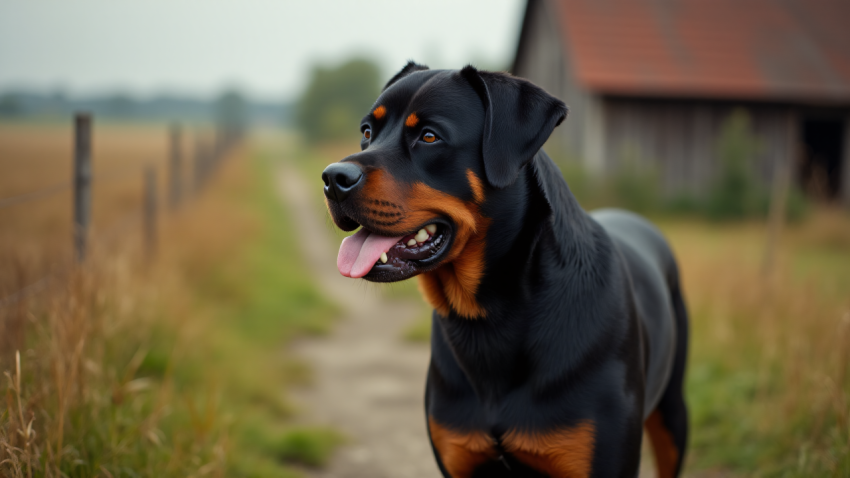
[460,66,568,188]
[383,60,430,91]
[323,63,690,477]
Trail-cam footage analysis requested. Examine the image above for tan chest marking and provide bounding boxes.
[416,169,489,319]
[428,418,497,478]
[429,419,596,478]
[501,421,596,478]
[360,168,490,319]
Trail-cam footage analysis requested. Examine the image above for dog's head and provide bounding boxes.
[323,62,566,317]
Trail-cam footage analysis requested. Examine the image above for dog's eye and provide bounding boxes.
[422,132,438,143]
[363,128,371,140]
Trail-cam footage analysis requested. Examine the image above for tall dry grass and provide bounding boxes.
[0,121,211,293]
[2,125,338,477]
[661,207,850,475]
[0,133,241,476]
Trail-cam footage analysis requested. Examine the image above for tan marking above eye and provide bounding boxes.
[363,128,371,140]
[373,105,386,120]
[405,112,419,128]
[423,132,437,143]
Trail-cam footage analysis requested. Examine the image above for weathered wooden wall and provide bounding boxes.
[601,98,799,194]
[512,0,850,201]
[843,115,850,206]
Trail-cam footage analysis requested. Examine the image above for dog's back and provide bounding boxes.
[592,208,690,477]
[591,209,679,416]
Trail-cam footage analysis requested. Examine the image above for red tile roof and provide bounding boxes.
[553,0,850,102]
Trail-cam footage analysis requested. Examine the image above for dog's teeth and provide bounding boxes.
[415,229,429,242]
[425,224,437,234]
[406,238,417,246]
[380,252,388,264]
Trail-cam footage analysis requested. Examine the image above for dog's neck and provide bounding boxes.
[425,151,613,402]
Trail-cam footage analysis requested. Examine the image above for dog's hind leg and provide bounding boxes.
[645,284,689,478]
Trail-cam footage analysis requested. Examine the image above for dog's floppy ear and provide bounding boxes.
[461,66,568,188]
[384,61,429,91]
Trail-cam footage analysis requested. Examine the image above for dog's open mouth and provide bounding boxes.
[336,220,453,282]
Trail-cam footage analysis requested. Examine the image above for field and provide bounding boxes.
[1,122,340,477]
[0,121,194,292]
[662,211,849,475]
[2,122,849,477]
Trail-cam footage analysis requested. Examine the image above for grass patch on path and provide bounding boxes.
[179,143,341,476]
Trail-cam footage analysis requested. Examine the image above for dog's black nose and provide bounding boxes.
[322,162,364,202]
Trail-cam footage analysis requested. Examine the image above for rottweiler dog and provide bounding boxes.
[322,62,689,478]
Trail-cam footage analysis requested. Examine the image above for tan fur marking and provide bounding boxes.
[501,422,596,478]
[405,112,419,127]
[373,105,386,119]
[428,418,497,478]
[407,181,489,319]
[645,410,678,478]
[358,170,489,319]
[466,169,485,204]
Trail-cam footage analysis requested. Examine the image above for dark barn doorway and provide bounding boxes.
[799,118,845,200]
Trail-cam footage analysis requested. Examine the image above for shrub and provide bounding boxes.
[276,427,345,467]
[296,58,381,144]
[706,109,763,220]
[611,159,660,214]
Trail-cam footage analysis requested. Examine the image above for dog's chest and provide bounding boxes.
[429,416,596,478]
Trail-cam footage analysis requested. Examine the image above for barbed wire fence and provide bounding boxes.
[0,113,243,309]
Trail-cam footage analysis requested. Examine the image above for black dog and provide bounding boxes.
[322,62,689,478]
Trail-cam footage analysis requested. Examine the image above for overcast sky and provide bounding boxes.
[0,0,525,102]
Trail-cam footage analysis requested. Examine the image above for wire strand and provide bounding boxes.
[0,164,148,211]
[0,181,72,210]
[0,273,54,309]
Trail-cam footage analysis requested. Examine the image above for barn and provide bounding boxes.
[512,0,850,205]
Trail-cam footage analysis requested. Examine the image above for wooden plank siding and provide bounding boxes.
[843,115,850,207]
[600,98,797,194]
[512,0,850,201]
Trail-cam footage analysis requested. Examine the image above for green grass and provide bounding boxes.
[276,427,346,467]
[189,147,342,476]
[657,217,850,477]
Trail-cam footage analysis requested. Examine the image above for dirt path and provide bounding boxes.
[276,160,438,478]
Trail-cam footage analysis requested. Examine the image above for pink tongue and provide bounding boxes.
[337,228,404,278]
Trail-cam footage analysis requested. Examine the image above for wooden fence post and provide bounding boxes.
[144,166,157,258]
[74,113,92,262]
[194,135,205,194]
[213,128,222,165]
[168,124,182,209]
